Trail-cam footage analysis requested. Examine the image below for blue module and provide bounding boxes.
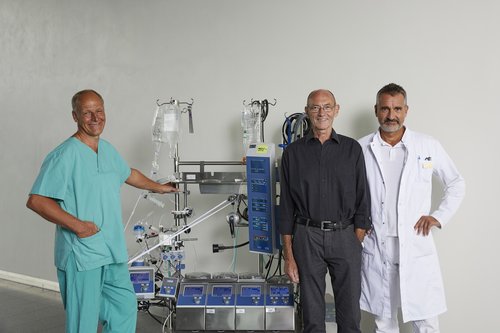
[157,277,178,298]
[246,143,278,255]
[129,266,155,299]
[236,284,265,306]
[206,284,235,306]
[265,284,294,306]
[177,283,208,306]
[176,283,208,331]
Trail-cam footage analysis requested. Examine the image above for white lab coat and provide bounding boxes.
[358,129,465,322]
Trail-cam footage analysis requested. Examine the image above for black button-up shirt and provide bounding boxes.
[279,130,371,234]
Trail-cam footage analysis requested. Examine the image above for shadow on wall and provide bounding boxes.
[351,107,376,140]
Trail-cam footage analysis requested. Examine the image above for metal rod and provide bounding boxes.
[178,160,244,166]
[171,143,180,331]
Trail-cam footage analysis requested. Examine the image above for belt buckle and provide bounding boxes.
[320,221,333,231]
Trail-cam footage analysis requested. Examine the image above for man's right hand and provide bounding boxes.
[75,220,100,238]
[26,194,100,238]
[285,257,300,283]
[282,234,300,283]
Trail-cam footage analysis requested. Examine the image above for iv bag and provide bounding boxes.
[152,102,181,158]
[241,103,261,155]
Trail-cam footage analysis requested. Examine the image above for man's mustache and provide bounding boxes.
[384,119,400,124]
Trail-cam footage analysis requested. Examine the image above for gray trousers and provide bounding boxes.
[293,223,362,333]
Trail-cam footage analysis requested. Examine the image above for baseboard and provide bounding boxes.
[0,270,59,292]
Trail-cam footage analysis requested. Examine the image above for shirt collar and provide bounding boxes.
[375,127,408,148]
[306,129,340,144]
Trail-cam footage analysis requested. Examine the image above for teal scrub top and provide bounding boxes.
[30,137,131,271]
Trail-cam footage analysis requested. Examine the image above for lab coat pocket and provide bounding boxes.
[360,250,379,303]
[410,232,436,258]
[361,249,374,268]
[417,160,433,183]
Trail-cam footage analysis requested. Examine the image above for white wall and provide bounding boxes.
[1,0,498,331]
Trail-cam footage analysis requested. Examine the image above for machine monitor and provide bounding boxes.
[129,266,155,299]
[157,277,178,298]
[183,285,204,296]
[249,160,265,174]
[269,286,289,297]
[212,285,233,297]
[240,285,262,297]
[131,272,151,284]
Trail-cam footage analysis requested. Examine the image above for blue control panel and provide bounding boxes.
[236,284,264,306]
[177,283,208,306]
[129,266,155,299]
[246,143,277,255]
[265,284,294,306]
[206,284,235,306]
[157,277,178,298]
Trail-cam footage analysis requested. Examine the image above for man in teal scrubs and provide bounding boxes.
[27,90,178,333]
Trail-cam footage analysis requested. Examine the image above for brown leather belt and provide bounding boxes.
[295,216,353,231]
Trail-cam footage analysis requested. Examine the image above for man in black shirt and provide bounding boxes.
[280,89,371,333]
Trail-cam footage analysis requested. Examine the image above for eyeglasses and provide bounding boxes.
[308,104,336,113]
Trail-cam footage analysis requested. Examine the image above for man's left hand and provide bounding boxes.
[414,215,441,236]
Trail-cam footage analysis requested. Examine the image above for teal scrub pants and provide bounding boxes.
[57,252,137,333]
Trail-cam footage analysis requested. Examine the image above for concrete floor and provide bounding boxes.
[0,278,168,332]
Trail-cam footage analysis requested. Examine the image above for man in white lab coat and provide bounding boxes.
[358,83,465,333]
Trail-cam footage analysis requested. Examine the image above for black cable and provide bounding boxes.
[146,309,165,325]
[218,241,249,250]
[278,249,283,275]
[261,99,269,122]
[263,250,285,281]
[237,196,248,221]
[148,299,174,312]
[213,240,249,253]
[155,259,164,274]
[269,253,282,279]
[261,99,269,142]
[281,112,311,145]
[264,255,274,281]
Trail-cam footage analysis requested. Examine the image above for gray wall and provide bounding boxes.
[1,0,498,331]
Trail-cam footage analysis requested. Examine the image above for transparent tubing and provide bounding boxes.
[127,196,238,264]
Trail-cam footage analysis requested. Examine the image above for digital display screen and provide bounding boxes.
[270,286,289,297]
[241,286,261,297]
[183,285,204,296]
[212,286,232,297]
[250,160,265,174]
[130,272,151,283]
